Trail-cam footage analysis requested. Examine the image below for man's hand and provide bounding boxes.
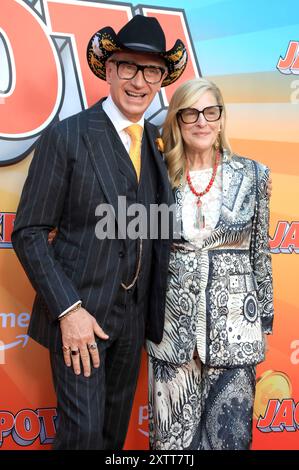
[60,307,109,377]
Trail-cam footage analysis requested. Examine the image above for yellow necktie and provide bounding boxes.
[125,124,143,181]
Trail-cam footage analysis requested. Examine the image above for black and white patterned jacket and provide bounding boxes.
[147,152,274,368]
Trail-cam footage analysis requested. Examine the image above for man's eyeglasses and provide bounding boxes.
[177,105,223,124]
[109,60,166,84]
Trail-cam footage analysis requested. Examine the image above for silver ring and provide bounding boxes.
[88,342,97,351]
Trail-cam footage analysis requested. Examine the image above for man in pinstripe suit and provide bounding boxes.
[12,15,187,449]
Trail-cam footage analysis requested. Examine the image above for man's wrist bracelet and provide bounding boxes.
[59,303,82,321]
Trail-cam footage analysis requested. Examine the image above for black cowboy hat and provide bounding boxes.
[87,15,188,87]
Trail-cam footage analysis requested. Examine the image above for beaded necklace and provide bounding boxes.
[186,149,221,229]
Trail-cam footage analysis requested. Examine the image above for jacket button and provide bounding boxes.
[119,251,125,258]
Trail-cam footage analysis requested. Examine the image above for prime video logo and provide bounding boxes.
[0,312,30,363]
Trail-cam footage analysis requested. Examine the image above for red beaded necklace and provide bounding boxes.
[186,149,221,229]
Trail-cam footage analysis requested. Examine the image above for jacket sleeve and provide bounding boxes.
[11,123,81,322]
[250,162,274,334]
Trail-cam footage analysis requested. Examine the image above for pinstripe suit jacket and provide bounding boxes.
[12,100,173,351]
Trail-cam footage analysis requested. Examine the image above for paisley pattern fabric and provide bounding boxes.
[146,153,273,450]
[148,356,256,450]
[206,250,264,367]
[146,153,274,368]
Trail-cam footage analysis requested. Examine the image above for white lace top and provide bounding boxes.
[181,165,222,248]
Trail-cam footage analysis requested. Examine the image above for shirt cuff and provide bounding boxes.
[59,300,82,319]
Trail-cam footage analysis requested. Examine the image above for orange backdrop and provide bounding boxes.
[1,0,299,450]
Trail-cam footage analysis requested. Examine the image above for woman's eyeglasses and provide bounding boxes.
[177,105,223,124]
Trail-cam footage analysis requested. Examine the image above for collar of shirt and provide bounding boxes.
[102,95,144,152]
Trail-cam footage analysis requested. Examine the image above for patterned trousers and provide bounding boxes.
[148,355,256,450]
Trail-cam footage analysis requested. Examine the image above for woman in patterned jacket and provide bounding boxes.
[146,78,274,450]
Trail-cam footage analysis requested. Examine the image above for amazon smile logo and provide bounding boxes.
[0,334,28,351]
[0,312,30,363]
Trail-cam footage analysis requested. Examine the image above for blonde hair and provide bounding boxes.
[162,78,232,188]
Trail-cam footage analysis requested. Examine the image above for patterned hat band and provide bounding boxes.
[86,15,188,87]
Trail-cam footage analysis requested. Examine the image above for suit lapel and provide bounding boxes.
[83,106,173,244]
[218,153,245,224]
[203,153,248,247]
[83,101,127,239]
[144,122,173,206]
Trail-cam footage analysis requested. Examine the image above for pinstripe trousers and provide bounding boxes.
[50,289,145,450]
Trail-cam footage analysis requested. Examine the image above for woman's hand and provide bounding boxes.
[267,175,272,197]
[48,228,58,244]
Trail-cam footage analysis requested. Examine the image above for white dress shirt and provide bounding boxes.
[102,95,144,151]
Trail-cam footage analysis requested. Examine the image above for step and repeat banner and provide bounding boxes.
[0,0,299,450]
